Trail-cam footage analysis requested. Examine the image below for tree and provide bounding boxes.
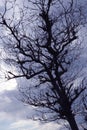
[0,0,87,130]
[81,89,87,129]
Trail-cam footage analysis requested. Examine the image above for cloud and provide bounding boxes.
[10,119,62,130]
[0,89,34,119]
[0,87,64,130]
[10,120,39,130]
[10,120,32,129]
[0,71,65,130]
[0,79,17,92]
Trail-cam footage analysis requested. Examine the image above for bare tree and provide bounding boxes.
[0,0,87,130]
[81,90,87,129]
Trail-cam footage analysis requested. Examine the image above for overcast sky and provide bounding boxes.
[0,0,62,130]
[0,0,87,130]
[0,78,63,130]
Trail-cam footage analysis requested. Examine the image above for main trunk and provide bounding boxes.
[67,113,79,130]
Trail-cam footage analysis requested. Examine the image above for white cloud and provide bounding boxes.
[0,79,17,92]
[10,119,62,130]
[10,120,32,129]
[0,80,63,130]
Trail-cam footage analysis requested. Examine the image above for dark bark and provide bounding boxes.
[67,112,79,130]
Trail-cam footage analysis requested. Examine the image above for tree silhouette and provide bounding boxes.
[0,0,87,130]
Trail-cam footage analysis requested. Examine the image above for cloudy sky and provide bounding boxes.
[0,0,63,130]
[0,78,63,130]
[0,0,87,130]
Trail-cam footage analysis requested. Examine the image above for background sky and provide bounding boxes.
[0,0,87,130]
[0,0,62,130]
[0,79,62,130]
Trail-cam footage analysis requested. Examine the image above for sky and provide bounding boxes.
[0,0,87,130]
[0,77,63,130]
[0,0,63,130]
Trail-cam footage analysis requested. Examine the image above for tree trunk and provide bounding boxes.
[67,113,79,130]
